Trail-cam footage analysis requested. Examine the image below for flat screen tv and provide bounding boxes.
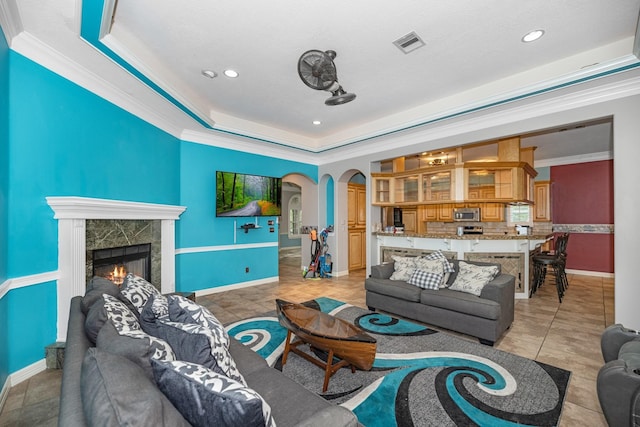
[216,171,282,217]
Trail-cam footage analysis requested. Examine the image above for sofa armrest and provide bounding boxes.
[597,359,640,427]
[370,263,394,280]
[480,274,515,328]
[59,296,91,427]
[601,324,640,363]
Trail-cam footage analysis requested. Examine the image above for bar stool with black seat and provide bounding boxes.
[531,233,570,302]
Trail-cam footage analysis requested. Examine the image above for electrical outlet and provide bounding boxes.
[245,267,249,273]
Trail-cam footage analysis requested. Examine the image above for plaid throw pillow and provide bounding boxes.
[407,269,443,290]
[422,250,455,273]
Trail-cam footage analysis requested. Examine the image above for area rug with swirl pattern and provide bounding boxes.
[225,297,570,427]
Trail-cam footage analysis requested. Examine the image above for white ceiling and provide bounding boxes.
[2,0,639,161]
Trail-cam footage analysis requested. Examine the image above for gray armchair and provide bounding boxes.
[597,324,640,426]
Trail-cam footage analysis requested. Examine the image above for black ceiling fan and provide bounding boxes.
[297,50,356,106]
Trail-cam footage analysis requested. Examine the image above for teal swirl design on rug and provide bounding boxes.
[224,297,570,427]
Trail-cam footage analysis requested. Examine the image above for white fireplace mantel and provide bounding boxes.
[47,196,186,341]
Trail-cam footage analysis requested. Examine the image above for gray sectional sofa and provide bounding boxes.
[59,278,360,427]
[365,259,515,346]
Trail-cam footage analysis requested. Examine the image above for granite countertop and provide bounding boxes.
[373,232,552,240]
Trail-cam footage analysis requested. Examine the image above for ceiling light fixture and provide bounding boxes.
[224,69,239,78]
[522,29,545,43]
[312,120,321,125]
[201,70,217,79]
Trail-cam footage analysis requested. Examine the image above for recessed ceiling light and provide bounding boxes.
[312,120,321,125]
[201,70,217,79]
[522,29,545,43]
[224,69,239,78]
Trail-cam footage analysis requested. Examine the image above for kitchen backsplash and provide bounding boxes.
[425,221,553,236]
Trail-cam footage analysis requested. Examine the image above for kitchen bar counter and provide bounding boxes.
[372,232,553,298]
[373,232,552,240]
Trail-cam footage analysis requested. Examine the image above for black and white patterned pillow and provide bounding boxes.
[389,256,416,281]
[102,294,176,362]
[152,359,275,427]
[120,273,160,313]
[414,257,450,288]
[449,261,500,296]
[407,270,443,290]
[168,295,229,348]
[422,250,456,273]
[157,320,245,385]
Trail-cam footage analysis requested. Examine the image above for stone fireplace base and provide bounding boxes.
[47,197,186,341]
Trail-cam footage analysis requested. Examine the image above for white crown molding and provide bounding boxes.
[46,196,186,220]
[315,70,640,165]
[0,0,22,43]
[180,129,321,165]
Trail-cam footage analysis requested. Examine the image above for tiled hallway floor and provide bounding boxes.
[0,255,613,426]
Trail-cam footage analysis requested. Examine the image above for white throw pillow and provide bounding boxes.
[414,257,450,287]
[389,256,417,281]
[449,261,500,296]
[422,250,456,273]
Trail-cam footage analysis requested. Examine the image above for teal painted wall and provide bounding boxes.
[4,52,181,376]
[1,49,318,376]
[176,142,317,290]
[0,26,10,390]
[8,53,181,278]
[326,177,334,226]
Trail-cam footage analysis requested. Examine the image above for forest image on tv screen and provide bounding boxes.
[216,171,282,217]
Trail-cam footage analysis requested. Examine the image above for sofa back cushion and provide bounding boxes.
[81,348,190,427]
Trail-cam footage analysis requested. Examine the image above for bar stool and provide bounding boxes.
[532,233,569,302]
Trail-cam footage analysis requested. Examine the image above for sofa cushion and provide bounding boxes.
[152,359,275,427]
[421,250,455,273]
[449,261,500,296]
[420,288,501,320]
[96,320,174,381]
[148,319,246,385]
[365,277,422,302]
[120,273,161,313]
[81,276,121,315]
[407,269,443,290]
[168,294,230,348]
[81,348,190,427]
[447,259,501,286]
[414,257,450,287]
[619,339,640,372]
[389,256,417,281]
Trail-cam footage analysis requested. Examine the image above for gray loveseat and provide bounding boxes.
[59,281,360,426]
[365,259,515,346]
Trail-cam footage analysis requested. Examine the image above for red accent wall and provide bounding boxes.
[550,160,613,273]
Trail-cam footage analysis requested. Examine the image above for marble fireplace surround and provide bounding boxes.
[47,196,186,341]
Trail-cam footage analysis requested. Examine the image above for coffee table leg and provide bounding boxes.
[282,330,293,365]
[322,349,335,393]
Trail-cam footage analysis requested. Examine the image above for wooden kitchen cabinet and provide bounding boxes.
[402,208,417,232]
[371,175,393,205]
[534,180,552,222]
[348,183,367,270]
[348,229,366,270]
[481,202,504,222]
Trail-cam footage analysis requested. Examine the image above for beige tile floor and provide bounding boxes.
[0,255,613,426]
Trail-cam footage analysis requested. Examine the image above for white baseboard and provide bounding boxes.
[566,269,614,278]
[195,276,279,297]
[10,359,46,386]
[0,377,10,416]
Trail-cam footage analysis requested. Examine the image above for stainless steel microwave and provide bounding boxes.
[453,207,480,222]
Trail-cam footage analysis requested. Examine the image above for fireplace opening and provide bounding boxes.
[92,243,151,286]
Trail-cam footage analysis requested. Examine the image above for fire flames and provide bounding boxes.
[108,265,127,286]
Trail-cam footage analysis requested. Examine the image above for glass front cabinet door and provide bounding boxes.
[422,170,453,202]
